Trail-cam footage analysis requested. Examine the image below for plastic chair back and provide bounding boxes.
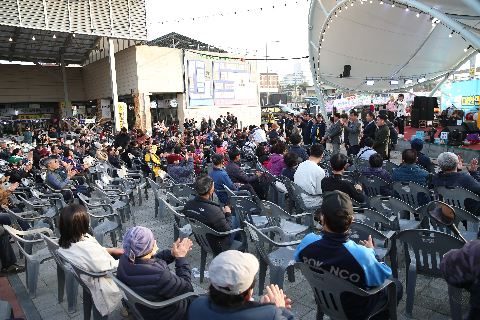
[360,175,389,198]
[280,176,311,211]
[107,272,198,320]
[171,184,196,200]
[391,181,432,209]
[397,229,463,277]
[383,161,399,175]
[353,208,396,229]
[161,195,192,240]
[295,262,397,320]
[229,196,261,228]
[367,196,415,220]
[416,202,480,235]
[435,185,480,213]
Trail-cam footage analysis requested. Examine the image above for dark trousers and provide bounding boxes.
[370,277,403,320]
[397,116,405,135]
[64,185,90,201]
[121,152,132,168]
[0,231,17,270]
[0,211,30,231]
[349,145,361,156]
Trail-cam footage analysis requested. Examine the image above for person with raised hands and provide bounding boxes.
[117,226,195,320]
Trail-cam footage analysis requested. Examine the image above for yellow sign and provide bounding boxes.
[60,102,72,108]
[118,102,128,130]
[462,95,480,107]
[470,67,476,77]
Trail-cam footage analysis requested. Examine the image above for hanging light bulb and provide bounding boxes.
[72,33,75,37]
[53,34,56,39]
[345,4,348,9]
[9,37,12,41]
[406,6,409,11]
[335,11,337,17]
[449,31,453,38]
[351,2,353,6]
[339,7,342,12]
[392,3,395,7]
[361,1,363,4]
[417,12,420,17]
[32,35,35,40]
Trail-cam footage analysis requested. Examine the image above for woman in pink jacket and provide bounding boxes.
[267,142,287,176]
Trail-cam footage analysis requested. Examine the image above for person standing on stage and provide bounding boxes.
[385,95,397,123]
[395,94,407,138]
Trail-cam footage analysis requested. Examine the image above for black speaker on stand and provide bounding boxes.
[414,96,436,121]
[411,109,420,128]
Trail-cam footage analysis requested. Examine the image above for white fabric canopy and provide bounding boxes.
[308,0,479,94]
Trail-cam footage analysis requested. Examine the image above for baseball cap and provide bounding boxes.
[123,226,155,262]
[166,154,183,163]
[410,138,423,149]
[9,157,22,164]
[321,191,353,218]
[209,251,259,295]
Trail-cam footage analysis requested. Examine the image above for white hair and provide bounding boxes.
[437,152,458,172]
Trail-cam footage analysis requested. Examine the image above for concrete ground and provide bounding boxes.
[4,153,468,320]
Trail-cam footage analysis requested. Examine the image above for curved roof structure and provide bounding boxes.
[308,0,480,97]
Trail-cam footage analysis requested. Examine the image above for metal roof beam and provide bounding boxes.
[9,27,21,62]
[0,50,86,60]
[59,33,73,55]
[23,56,62,82]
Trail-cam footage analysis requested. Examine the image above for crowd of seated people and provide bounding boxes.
[1,112,479,320]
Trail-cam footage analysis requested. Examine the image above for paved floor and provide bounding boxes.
[4,152,468,319]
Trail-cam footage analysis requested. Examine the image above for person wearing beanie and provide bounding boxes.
[117,226,195,320]
[167,150,195,184]
[410,138,434,169]
[188,251,296,320]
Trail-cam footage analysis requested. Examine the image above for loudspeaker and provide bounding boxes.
[343,65,351,78]
[462,122,480,134]
[411,109,420,128]
[414,96,436,120]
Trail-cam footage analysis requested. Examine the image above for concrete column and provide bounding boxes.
[133,93,152,136]
[108,38,119,134]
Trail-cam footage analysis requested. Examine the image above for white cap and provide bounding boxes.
[209,251,259,295]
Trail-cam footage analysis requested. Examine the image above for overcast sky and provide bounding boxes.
[146,0,313,81]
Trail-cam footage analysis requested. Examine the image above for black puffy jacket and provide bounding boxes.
[182,196,232,253]
[116,250,193,320]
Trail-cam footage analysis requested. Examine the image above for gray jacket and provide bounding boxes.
[343,120,362,146]
[327,120,343,144]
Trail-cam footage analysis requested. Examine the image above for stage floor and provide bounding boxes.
[398,126,480,151]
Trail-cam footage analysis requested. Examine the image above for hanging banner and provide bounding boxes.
[61,102,72,117]
[100,99,111,119]
[117,102,128,130]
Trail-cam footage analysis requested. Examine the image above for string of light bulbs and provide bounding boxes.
[315,0,478,89]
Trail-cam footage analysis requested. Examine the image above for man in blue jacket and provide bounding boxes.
[433,152,480,216]
[391,149,430,207]
[209,153,240,204]
[118,226,195,320]
[410,139,434,169]
[295,191,402,320]
[188,250,296,320]
[289,134,309,161]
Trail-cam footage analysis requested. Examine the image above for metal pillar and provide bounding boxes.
[396,0,480,50]
[108,38,119,133]
[462,0,480,17]
[60,53,70,116]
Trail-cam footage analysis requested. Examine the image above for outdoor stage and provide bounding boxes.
[399,126,480,151]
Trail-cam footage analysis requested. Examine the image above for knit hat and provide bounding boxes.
[167,154,183,163]
[123,226,155,262]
